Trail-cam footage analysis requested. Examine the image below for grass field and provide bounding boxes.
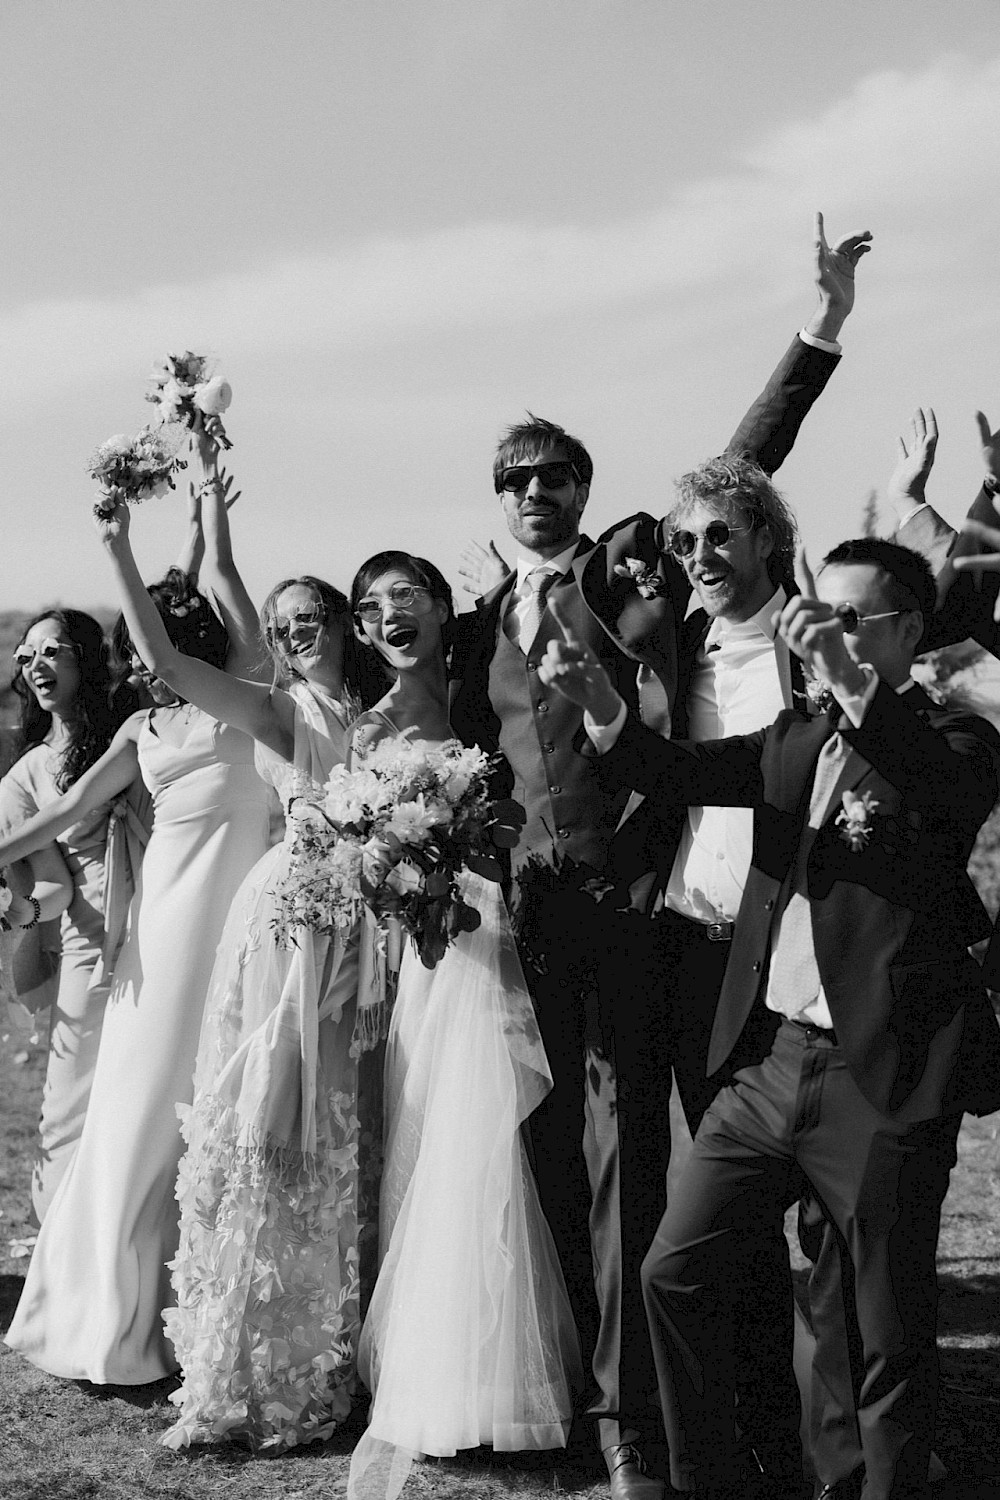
[1,1043,999,1499]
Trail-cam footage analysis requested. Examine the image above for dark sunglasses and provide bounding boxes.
[833,604,905,633]
[271,604,327,645]
[495,461,581,494]
[667,521,752,558]
[13,638,78,669]
[355,583,434,622]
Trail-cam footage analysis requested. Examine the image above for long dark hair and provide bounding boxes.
[113,569,232,699]
[11,608,118,792]
[260,574,369,706]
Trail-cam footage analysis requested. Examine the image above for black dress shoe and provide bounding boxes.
[604,1441,666,1500]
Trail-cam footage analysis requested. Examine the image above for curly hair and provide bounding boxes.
[113,569,230,680]
[492,412,593,492]
[11,608,119,792]
[669,456,798,587]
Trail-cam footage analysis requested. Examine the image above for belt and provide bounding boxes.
[788,1017,838,1044]
[656,908,734,942]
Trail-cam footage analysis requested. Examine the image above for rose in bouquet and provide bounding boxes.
[147,350,233,449]
[273,740,522,969]
[87,426,186,518]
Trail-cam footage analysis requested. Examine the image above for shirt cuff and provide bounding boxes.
[895,501,928,528]
[834,663,879,727]
[584,698,629,753]
[798,328,842,356]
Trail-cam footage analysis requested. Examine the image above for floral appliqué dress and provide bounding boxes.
[163,683,369,1450]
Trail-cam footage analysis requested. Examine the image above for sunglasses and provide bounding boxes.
[355,583,434,622]
[271,604,326,645]
[495,461,581,494]
[13,638,78,669]
[833,604,906,633]
[667,521,752,558]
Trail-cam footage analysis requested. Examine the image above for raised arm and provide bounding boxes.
[0,722,142,869]
[190,423,266,682]
[725,211,872,476]
[95,501,298,761]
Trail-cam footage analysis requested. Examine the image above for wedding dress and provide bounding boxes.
[349,732,581,1500]
[162,683,366,1450]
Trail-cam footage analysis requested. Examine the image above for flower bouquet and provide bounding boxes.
[87,426,186,517]
[147,350,233,449]
[272,739,518,969]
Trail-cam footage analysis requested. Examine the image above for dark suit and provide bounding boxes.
[450,333,841,1444]
[593,683,1000,1495]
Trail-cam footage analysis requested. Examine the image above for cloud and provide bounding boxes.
[4,52,1000,421]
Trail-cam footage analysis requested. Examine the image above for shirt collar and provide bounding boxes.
[514,543,578,590]
[704,583,787,650]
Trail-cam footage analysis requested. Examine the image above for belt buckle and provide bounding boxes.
[706,920,733,943]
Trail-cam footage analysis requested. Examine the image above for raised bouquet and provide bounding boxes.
[87,426,186,517]
[146,350,232,449]
[272,739,519,969]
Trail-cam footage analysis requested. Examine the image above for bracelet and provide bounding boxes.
[198,477,224,497]
[20,897,41,930]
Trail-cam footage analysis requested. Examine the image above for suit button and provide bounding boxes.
[764,899,774,911]
[537,702,549,713]
[528,662,537,672]
[550,785,562,795]
[557,828,570,839]
[543,742,555,753]
[752,961,761,972]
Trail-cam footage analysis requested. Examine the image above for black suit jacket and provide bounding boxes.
[593,681,1000,1123]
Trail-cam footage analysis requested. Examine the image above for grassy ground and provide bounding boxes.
[2,1044,999,1500]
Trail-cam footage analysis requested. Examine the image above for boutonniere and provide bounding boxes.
[613,556,667,599]
[803,674,835,716]
[835,789,879,851]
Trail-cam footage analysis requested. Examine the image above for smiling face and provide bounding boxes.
[355,568,449,670]
[499,443,589,558]
[270,583,339,682]
[15,617,82,720]
[675,498,775,622]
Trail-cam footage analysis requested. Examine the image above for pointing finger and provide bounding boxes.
[548,591,576,643]
[794,545,817,600]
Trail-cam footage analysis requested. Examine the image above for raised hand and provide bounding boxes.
[458,539,510,596]
[537,595,624,722]
[92,494,131,549]
[806,211,873,343]
[974,409,1000,488]
[777,548,865,694]
[886,407,938,519]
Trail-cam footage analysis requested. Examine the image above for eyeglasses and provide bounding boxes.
[667,522,752,558]
[495,461,581,494]
[834,604,906,633]
[13,638,78,669]
[271,605,326,645]
[355,583,434,622]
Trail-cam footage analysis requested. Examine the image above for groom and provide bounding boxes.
[450,219,872,1498]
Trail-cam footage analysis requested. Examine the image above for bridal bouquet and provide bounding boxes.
[146,350,233,449]
[272,740,512,968]
[87,426,186,517]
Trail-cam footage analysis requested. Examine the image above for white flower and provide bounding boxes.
[193,376,232,415]
[384,795,440,845]
[386,860,422,896]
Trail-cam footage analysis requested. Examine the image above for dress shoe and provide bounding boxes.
[604,1441,666,1500]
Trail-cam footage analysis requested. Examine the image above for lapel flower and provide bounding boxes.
[835,789,879,852]
[613,556,668,599]
[803,674,835,716]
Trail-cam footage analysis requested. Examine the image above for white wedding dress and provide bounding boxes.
[348,734,581,1500]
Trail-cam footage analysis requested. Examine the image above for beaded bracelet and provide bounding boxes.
[2,896,42,932]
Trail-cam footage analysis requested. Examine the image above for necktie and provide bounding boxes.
[766,730,852,1017]
[516,569,558,654]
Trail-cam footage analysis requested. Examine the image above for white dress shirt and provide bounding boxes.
[505,543,578,648]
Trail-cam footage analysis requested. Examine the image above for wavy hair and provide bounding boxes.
[259,574,369,707]
[669,455,798,587]
[11,608,119,792]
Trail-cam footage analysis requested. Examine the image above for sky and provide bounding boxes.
[4,0,1000,616]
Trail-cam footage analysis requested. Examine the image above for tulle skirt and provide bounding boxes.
[348,873,581,1500]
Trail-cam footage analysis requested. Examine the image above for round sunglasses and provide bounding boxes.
[355,583,434,622]
[667,521,752,558]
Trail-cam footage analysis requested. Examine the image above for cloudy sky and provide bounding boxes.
[4,0,1000,613]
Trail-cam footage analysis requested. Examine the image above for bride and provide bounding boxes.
[345,552,581,1500]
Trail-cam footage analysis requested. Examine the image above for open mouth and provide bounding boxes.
[31,676,58,693]
[695,568,731,593]
[384,625,418,650]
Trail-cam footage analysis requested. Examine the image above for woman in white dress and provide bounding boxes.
[0,609,146,1221]
[346,552,580,1500]
[3,461,276,1384]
